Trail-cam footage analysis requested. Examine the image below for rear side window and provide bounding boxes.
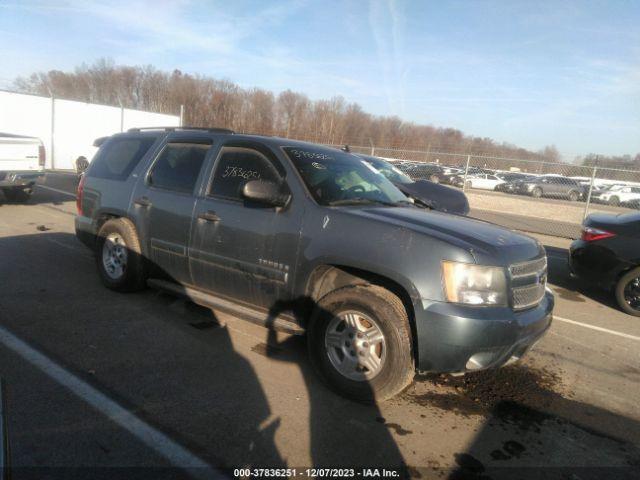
[148,143,210,193]
[89,137,156,180]
[209,147,281,200]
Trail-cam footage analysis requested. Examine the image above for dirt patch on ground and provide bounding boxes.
[405,362,564,418]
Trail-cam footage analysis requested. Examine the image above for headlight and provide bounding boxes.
[442,261,507,306]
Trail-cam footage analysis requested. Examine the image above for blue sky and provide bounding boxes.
[0,0,638,158]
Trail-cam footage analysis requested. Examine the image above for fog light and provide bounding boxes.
[465,349,505,371]
[466,355,484,370]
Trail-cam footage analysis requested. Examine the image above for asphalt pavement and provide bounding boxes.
[0,174,638,479]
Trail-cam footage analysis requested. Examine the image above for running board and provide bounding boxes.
[147,279,305,335]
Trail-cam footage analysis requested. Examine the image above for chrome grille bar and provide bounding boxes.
[510,256,547,310]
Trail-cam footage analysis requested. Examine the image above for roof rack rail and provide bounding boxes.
[127,126,235,134]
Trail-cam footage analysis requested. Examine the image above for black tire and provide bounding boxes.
[307,285,414,403]
[609,196,620,207]
[3,187,32,203]
[95,218,147,292]
[568,190,579,202]
[615,267,640,317]
[532,187,543,198]
[429,174,440,184]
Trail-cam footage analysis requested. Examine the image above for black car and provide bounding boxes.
[357,154,470,215]
[397,162,447,183]
[495,174,538,193]
[569,212,640,316]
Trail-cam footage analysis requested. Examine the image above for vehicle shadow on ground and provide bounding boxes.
[0,231,408,476]
[544,244,620,310]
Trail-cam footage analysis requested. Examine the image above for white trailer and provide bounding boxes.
[0,90,180,172]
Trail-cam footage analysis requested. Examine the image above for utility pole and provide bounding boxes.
[46,84,55,170]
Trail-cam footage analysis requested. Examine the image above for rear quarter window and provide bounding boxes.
[88,137,156,181]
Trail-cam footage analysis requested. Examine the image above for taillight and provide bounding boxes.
[581,226,616,242]
[76,174,86,216]
[38,145,46,167]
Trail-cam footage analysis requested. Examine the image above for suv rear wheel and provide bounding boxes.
[532,187,543,198]
[96,218,147,292]
[568,190,580,202]
[609,196,620,207]
[307,284,414,403]
[615,267,640,317]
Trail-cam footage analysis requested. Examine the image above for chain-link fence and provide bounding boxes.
[333,144,640,239]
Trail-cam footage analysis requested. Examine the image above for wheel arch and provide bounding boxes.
[304,264,420,364]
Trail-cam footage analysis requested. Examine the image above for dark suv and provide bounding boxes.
[75,127,553,401]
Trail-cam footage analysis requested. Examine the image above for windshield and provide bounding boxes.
[359,155,414,184]
[284,147,409,206]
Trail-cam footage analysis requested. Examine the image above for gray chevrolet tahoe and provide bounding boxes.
[75,127,553,402]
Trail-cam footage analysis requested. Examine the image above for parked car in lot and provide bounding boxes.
[494,174,539,193]
[356,154,469,215]
[597,185,640,207]
[396,162,447,183]
[517,175,585,201]
[447,167,495,188]
[0,132,45,202]
[463,173,506,191]
[569,212,640,316]
[76,127,553,401]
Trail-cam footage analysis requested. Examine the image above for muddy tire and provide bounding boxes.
[615,267,640,317]
[307,285,415,403]
[532,187,543,198]
[3,187,32,203]
[95,218,147,292]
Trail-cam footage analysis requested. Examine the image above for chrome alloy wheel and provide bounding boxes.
[325,310,387,381]
[624,276,640,311]
[102,232,128,280]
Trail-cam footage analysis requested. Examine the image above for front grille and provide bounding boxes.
[510,256,547,310]
[510,257,547,278]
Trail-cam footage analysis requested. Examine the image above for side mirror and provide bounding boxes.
[242,180,290,207]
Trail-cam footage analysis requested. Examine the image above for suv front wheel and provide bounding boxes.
[307,285,414,403]
[96,218,147,292]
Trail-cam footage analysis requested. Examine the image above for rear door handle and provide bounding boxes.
[198,210,221,223]
[134,196,152,208]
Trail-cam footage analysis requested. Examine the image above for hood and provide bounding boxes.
[395,180,470,215]
[345,206,543,265]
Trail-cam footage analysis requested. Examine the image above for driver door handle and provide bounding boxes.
[134,196,152,208]
[198,210,221,223]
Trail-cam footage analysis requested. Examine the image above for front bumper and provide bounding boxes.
[0,171,44,188]
[414,290,553,373]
